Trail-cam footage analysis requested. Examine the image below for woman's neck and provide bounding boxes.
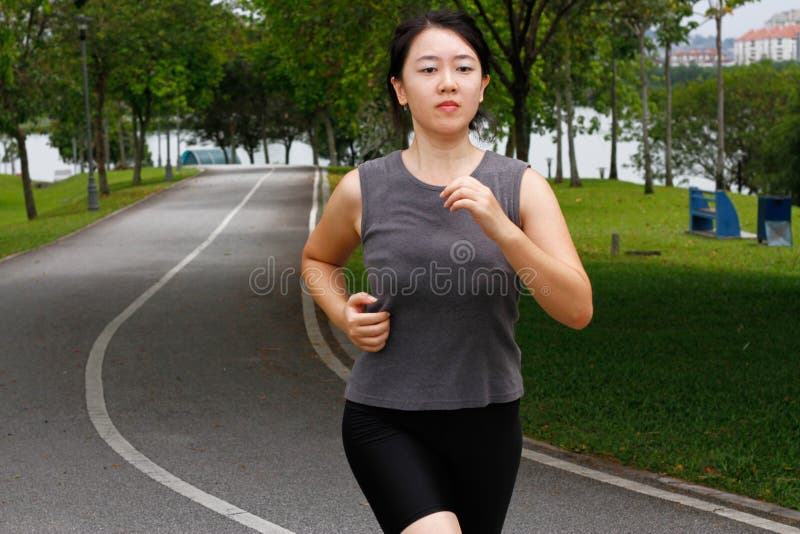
[403,129,483,184]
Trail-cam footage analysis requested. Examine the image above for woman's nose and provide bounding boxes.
[438,70,457,93]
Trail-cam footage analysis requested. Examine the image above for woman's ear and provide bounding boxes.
[479,74,490,103]
[390,76,407,106]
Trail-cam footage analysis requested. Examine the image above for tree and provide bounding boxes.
[642,62,800,193]
[705,0,755,190]
[190,50,258,164]
[453,0,588,162]
[762,100,800,204]
[248,1,430,165]
[616,0,669,194]
[109,0,228,184]
[598,15,638,180]
[1,136,18,174]
[655,0,696,187]
[554,10,606,186]
[0,0,56,220]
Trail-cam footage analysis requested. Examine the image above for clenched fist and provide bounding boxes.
[342,292,391,352]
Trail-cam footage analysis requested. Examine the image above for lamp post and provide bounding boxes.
[77,15,98,211]
[546,157,552,179]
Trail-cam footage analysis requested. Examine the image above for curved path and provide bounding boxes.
[0,166,795,533]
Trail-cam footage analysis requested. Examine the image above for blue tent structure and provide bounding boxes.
[180,147,241,165]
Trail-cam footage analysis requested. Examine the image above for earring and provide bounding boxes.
[403,104,409,112]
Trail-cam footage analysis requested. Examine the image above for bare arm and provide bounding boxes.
[496,168,593,329]
[300,169,391,351]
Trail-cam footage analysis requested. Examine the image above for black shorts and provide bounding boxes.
[341,397,523,534]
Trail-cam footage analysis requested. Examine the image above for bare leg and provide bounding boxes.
[401,510,462,534]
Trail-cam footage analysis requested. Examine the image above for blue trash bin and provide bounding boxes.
[757,195,792,243]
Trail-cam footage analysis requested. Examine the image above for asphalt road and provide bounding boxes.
[0,165,792,533]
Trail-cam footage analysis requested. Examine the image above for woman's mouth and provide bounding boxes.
[436,101,460,112]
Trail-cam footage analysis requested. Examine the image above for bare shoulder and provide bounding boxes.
[518,166,551,228]
[333,167,361,198]
[330,168,362,238]
[301,168,362,267]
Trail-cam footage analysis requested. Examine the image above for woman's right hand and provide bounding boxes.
[342,292,391,352]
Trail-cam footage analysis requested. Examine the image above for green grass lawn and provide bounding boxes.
[329,168,800,510]
[0,167,199,259]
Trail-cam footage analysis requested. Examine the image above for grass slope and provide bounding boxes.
[330,169,800,510]
[519,179,799,510]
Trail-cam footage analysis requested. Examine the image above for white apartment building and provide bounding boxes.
[734,23,800,65]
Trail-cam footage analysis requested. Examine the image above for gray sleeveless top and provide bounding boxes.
[343,149,529,410]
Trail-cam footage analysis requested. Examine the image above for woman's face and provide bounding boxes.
[392,27,489,136]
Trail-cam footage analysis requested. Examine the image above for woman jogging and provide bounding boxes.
[300,9,593,534]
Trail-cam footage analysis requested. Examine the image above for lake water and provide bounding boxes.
[1,109,719,191]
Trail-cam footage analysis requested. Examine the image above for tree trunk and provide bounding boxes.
[610,58,619,180]
[512,81,530,162]
[103,116,111,174]
[505,126,515,158]
[564,48,581,187]
[665,42,674,187]
[322,110,338,166]
[284,137,294,164]
[220,135,229,164]
[715,12,725,190]
[228,124,237,164]
[555,89,564,184]
[638,29,654,194]
[132,115,142,185]
[93,73,110,195]
[262,137,270,164]
[14,128,37,220]
[72,137,78,174]
[118,115,127,169]
[308,126,318,166]
[246,147,255,164]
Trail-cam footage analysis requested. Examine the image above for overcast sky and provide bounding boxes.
[690,0,800,38]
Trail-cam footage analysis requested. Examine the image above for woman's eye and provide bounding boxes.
[421,67,436,73]
[457,66,474,73]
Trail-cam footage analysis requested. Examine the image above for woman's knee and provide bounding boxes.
[400,510,461,534]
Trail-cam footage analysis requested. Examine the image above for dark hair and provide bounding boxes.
[386,10,491,133]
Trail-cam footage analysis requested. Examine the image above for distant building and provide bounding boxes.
[765,9,800,28]
[734,23,800,65]
[670,48,733,68]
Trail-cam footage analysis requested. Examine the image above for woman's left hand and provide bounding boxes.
[440,176,514,243]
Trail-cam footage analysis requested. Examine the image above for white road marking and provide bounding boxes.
[303,170,800,534]
[86,170,294,534]
[522,449,799,534]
